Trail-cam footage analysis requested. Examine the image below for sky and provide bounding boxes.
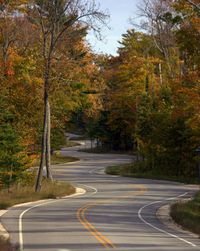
[87,0,141,56]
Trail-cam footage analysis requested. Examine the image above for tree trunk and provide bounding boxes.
[159,63,163,85]
[9,164,13,190]
[35,50,54,191]
[46,100,53,180]
[35,92,48,192]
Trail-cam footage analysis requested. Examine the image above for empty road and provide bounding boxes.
[1,140,200,251]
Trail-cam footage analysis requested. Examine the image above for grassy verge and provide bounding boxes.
[0,180,75,209]
[0,237,16,251]
[170,192,200,236]
[51,151,79,164]
[69,136,87,141]
[106,162,200,236]
[65,141,80,148]
[105,163,200,184]
[32,151,79,166]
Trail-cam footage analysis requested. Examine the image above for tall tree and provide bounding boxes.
[137,0,181,78]
[27,0,108,191]
[0,95,28,188]
[0,0,28,75]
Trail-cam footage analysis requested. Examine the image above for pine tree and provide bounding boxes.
[0,100,27,188]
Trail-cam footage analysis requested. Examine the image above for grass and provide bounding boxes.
[0,180,75,209]
[106,162,200,236]
[105,163,200,184]
[32,151,79,166]
[0,151,78,209]
[68,135,87,141]
[0,237,16,251]
[170,191,200,236]
[65,141,80,148]
[0,144,78,249]
[51,151,79,164]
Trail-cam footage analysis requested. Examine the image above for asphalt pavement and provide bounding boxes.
[1,139,200,251]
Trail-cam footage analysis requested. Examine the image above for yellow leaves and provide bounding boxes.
[84,94,102,118]
[34,77,43,86]
[0,0,28,11]
[115,54,158,98]
[173,0,195,13]
[186,113,200,132]
[187,16,200,32]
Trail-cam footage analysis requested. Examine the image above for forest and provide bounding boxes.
[0,0,200,191]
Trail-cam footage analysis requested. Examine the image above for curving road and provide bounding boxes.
[1,138,200,251]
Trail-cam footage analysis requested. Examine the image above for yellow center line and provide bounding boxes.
[77,204,114,249]
[76,185,148,249]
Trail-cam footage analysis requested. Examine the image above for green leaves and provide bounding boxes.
[0,107,28,188]
[160,12,183,25]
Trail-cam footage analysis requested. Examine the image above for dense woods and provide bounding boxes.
[0,0,108,189]
[84,0,200,179]
[0,0,200,190]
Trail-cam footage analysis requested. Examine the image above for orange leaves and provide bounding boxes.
[0,0,28,11]
[6,68,14,76]
[0,60,13,76]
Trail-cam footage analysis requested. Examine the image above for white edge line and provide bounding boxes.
[57,160,82,166]
[138,192,197,248]
[78,184,98,196]
[19,188,86,251]
[89,167,106,175]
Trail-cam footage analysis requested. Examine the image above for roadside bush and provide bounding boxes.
[171,192,200,235]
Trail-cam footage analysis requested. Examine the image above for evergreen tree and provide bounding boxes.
[0,99,27,188]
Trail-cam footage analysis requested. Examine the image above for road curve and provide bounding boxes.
[1,140,200,251]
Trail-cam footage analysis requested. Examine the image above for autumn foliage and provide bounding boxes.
[84,1,200,179]
[0,0,107,188]
[0,0,200,187]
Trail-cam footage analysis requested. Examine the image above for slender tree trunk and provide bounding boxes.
[9,164,13,190]
[35,91,48,192]
[35,47,54,190]
[145,75,149,93]
[46,100,53,180]
[159,63,163,85]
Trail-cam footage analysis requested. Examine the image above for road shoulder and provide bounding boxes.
[156,202,199,238]
[0,187,86,241]
[0,211,9,240]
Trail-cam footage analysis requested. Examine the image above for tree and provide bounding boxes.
[105,32,158,150]
[0,0,29,76]
[137,0,181,78]
[94,17,200,179]
[27,0,108,191]
[0,97,28,188]
[185,0,200,10]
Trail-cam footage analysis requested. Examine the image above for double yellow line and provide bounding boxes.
[77,185,147,249]
[77,203,115,248]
